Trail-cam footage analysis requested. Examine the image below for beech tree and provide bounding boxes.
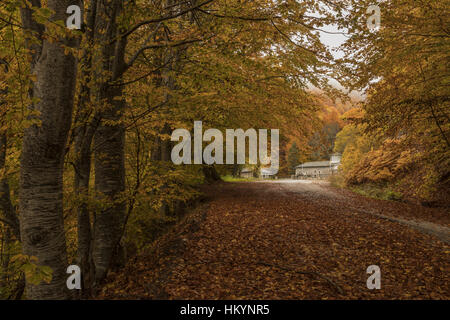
[18,0,80,299]
[0,0,351,299]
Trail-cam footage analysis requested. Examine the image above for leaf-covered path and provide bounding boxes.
[101,181,449,299]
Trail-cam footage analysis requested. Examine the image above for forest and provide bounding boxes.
[0,0,448,300]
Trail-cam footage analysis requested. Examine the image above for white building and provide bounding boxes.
[260,167,278,179]
[295,153,341,179]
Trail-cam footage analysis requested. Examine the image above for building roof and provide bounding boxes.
[260,168,278,175]
[296,161,330,168]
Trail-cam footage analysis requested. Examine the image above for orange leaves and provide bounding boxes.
[99,181,449,300]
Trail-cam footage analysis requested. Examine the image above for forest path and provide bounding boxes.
[101,181,449,299]
[269,180,450,244]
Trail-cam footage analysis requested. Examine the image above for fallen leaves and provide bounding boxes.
[99,181,449,300]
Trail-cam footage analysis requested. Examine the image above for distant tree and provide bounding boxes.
[307,122,340,161]
[287,142,300,175]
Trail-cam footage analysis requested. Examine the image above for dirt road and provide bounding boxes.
[102,180,449,299]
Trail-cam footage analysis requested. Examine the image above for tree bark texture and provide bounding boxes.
[19,0,79,299]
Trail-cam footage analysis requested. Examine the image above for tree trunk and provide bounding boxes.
[202,165,221,183]
[232,164,240,178]
[0,227,12,292]
[73,0,98,297]
[151,135,162,161]
[19,0,79,299]
[91,0,127,283]
[0,134,19,292]
[74,128,95,296]
[92,87,126,282]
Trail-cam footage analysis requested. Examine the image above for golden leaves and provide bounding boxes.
[11,254,53,285]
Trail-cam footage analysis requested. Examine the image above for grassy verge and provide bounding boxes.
[350,184,403,201]
[329,174,403,201]
[221,175,256,182]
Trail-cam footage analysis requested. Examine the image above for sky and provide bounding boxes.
[318,24,349,60]
[317,23,365,101]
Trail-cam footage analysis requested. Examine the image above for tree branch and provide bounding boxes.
[118,0,215,40]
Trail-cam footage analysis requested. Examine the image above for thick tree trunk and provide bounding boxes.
[19,1,79,299]
[92,90,126,282]
[91,0,127,283]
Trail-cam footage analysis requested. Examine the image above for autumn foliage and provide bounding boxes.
[0,0,448,300]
